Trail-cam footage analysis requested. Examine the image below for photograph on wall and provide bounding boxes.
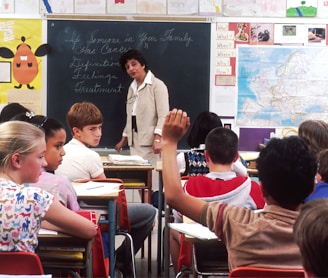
[232,22,250,43]
[250,23,274,45]
[168,0,198,14]
[286,0,318,17]
[137,0,166,14]
[0,19,46,111]
[199,0,222,15]
[274,23,305,44]
[306,25,326,46]
[107,0,137,14]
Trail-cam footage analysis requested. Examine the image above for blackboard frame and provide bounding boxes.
[47,19,211,148]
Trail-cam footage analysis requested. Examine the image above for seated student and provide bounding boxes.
[177,111,247,177]
[294,198,328,278]
[162,109,317,270]
[11,113,111,277]
[0,102,30,123]
[11,113,79,210]
[170,126,265,274]
[55,101,156,277]
[298,119,328,160]
[305,149,328,202]
[0,121,97,252]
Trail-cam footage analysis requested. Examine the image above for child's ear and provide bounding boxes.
[72,127,80,136]
[232,153,239,162]
[316,172,323,182]
[204,150,210,163]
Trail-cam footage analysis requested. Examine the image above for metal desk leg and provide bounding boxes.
[108,199,116,278]
[164,202,170,277]
[157,171,163,275]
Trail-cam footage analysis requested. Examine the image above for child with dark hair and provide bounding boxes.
[294,198,328,278]
[170,126,264,274]
[162,109,317,270]
[0,102,30,122]
[298,119,328,160]
[305,149,328,202]
[10,113,79,210]
[177,111,247,177]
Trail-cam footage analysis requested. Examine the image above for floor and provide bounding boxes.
[116,190,176,278]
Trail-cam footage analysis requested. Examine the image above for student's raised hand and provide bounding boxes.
[162,109,190,144]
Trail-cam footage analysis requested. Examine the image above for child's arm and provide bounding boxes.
[162,109,207,223]
[44,200,97,239]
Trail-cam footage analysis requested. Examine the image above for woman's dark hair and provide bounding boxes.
[119,49,148,73]
[187,111,222,148]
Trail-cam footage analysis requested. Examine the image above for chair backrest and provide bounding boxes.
[228,266,305,278]
[0,251,44,274]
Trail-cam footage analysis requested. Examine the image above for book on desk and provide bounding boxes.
[72,181,122,197]
[105,154,151,166]
[169,222,218,240]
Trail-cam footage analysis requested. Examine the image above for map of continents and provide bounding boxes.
[237,46,328,127]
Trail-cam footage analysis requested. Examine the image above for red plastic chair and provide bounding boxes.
[76,178,136,278]
[228,266,305,278]
[0,251,44,274]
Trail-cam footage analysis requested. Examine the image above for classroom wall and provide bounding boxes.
[1,0,328,150]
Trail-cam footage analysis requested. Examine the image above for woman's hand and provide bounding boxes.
[153,135,162,154]
[115,137,127,153]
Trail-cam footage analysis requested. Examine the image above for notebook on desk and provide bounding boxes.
[169,222,218,240]
[72,181,121,196]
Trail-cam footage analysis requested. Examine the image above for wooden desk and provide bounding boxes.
[72,182,119,278]
[102,160,154,272]
[37,232,93,277]
[102,161,153,204]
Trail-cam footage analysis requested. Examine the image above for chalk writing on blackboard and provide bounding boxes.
[58,27,194,95]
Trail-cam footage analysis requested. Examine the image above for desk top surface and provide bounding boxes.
[72,181,120,199]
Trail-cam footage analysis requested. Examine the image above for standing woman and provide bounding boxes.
[0,121,96,252]
[115,49,169,196]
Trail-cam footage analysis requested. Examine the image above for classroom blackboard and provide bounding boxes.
[47,20,210,148]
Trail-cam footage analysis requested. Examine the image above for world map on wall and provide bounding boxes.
[237,46,328,127]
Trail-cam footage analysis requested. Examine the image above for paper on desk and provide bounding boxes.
[107,154,150,165]
[73,181,121,196]
[169,223,218,240]
[38,228,58,235]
